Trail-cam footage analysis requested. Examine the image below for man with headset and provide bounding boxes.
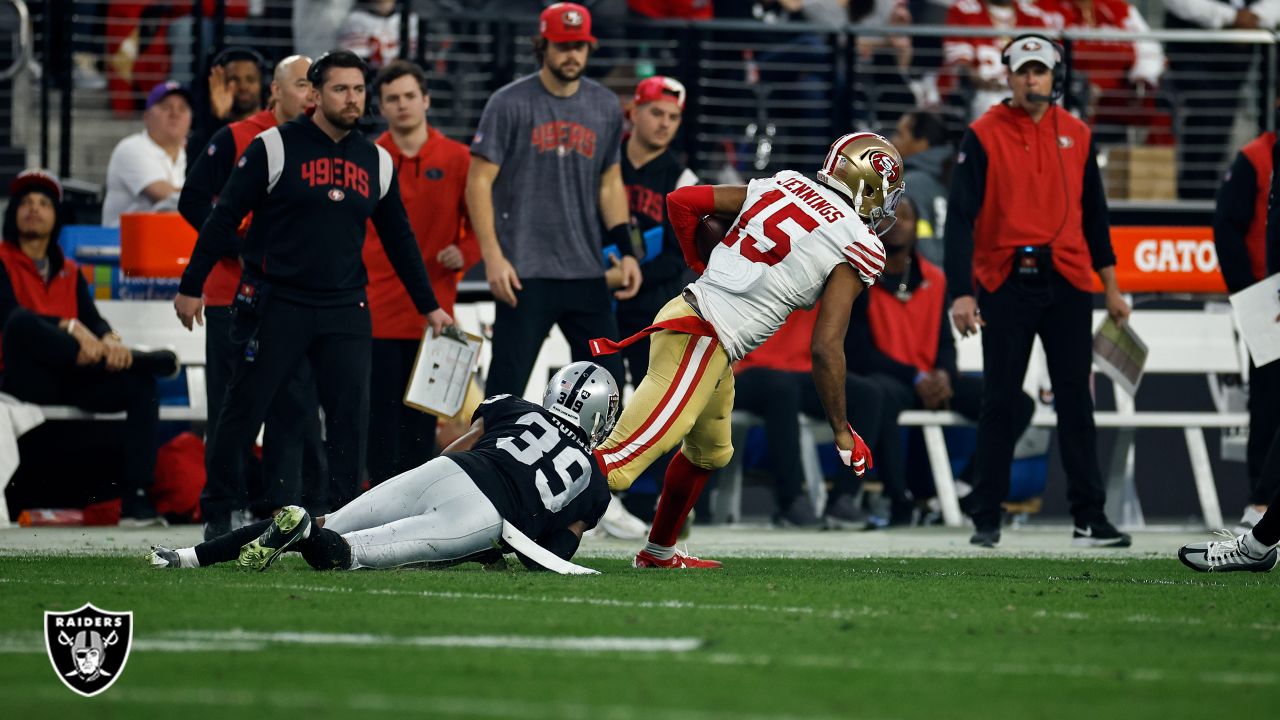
[174,50,451,539]
[945,34,1131,548]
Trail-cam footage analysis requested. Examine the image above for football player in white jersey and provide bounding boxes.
[590,132,904,568]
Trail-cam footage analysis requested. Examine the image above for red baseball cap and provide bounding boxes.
[9,169,63,202]
[634,76,687,110]
[540,3,597,44]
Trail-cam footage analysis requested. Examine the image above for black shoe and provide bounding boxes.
[203,517,231,542]
[1072,519,1132,548]
[132,349,179,379]
[773,495,820,528]
[970,529,1001,548]
[821,493,864,530]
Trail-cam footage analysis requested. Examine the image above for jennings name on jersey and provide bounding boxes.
[445,395,611,541]
[685,170,886,361]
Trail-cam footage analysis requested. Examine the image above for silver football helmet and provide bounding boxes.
[543,361,621,448]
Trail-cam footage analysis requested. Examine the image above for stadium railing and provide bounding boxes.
[16,8,1278,205]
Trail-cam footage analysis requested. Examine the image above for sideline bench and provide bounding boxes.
[716,309,1248,529]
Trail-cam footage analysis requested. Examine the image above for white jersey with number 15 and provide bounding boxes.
[685,170,886,362]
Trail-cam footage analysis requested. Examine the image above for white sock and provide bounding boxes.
[643,541,675,560]
[1242,532,1273,556]
[176,547,200,568]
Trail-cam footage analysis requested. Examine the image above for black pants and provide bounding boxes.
[205,306,327,514]
[368,337,437,485]
[1,309,158,514]
[1166,42,1254,200]
[202,299,371,522]
[972,271,1106,530]
[486,277,624,397]
[1248,357,1280,506]
[733,367,900,511]
[866,372,1034,501]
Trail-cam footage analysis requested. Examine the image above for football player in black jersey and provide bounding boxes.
[149,362,619,572]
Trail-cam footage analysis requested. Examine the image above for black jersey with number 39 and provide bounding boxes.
[445,394,610,541]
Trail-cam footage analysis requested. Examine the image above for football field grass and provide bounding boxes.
[0,549,1276,720]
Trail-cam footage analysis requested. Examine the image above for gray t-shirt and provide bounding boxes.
[471,74,623,280]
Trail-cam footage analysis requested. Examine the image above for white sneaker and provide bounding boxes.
[1178,530,1279,573]
[1232,506,1265,537]
[599,495,648,540]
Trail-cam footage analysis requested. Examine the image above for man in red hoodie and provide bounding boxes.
[363,60,480,484]
[945,35,1129,549]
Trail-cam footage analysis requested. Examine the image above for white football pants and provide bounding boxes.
[322,456,502,569]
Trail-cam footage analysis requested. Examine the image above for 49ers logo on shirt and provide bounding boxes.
[868,151,900,184]
[301,158,370,198]
[531,121,597,158]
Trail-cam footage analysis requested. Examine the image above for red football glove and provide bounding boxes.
[836,424,873,477]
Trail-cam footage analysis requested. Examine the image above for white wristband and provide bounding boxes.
[65,319,78,336]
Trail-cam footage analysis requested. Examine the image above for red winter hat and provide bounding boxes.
[540,2,597,44]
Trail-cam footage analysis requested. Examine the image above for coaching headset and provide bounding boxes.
[1000,33,1066,104]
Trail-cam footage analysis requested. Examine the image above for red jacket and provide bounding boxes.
[0,242,81,370]
[971,103,1098,293]
[1241,132,1276,283]
[204,108,277,306]
[736,307,817,374]
[868,257,947,373]
[363,128,479,339]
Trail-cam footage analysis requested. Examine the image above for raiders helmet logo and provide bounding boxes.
[868,151,901,184]
[44,603,133,697]
[562,10,584,27]
[328,188,345,202]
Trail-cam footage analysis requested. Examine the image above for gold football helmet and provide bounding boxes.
[816,132,906,233]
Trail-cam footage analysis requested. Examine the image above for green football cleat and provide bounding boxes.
[237,506,313,572]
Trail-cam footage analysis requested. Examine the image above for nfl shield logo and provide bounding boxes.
[44,603,133,697]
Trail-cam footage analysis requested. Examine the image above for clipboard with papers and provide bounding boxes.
[403,325,483,419]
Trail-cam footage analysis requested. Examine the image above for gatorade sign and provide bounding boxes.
[1090,226,1226,294]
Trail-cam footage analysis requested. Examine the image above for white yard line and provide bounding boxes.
[166,629,702,653]
[0,631,700,655]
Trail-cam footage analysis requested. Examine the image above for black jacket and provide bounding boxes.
[1270,139,1280,276]
[180,115,438,312]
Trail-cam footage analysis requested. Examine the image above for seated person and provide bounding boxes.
[0,170,179,526]
[101,81,192,227]
[1046,0,1172,145]
[941,0,1061,121]
[845,196,1034,511]
[733,307,902,528]
[150,362,617,572]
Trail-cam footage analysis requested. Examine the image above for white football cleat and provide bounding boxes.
[147,546,185,569]
[599,495,648,540]
[1179,531,1279,573]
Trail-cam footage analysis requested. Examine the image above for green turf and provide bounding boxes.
[0,554,1275,719]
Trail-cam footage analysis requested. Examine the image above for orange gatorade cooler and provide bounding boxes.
[120,212,198,278]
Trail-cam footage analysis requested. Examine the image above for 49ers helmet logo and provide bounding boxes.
[868,151,900,184]
[562,9,584,27]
